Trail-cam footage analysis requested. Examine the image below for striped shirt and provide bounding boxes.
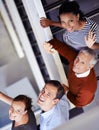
[63,18,99,51]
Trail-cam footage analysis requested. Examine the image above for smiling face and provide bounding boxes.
[37,84,59,112]
[73,51,93,74]
[9,101,27,122]
[60,13,80,32]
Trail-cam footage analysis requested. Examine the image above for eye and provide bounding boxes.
[47,93,51,97]
[17,110,21,113]
[81,61,85,64]
[70,19,73,22]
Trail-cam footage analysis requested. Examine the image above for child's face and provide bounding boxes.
[60,13,80,32]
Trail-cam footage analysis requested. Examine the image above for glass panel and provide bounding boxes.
[0,15,18,66]
[76,0,99,14]
[41,0,60,7]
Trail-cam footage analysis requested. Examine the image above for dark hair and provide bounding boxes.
[46,80,65,99]
[59,1,84,20]
[13,95,32,111]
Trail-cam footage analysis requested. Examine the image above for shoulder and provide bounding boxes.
[86,17,99,31]
[58,95,70,108]
[86,17,97,25]
[28,110,36,121]
[63,30,68,37]
[28,110,37,128]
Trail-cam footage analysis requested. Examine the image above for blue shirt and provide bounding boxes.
[40,95,70,130]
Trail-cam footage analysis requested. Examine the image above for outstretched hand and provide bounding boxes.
[40,17,52,28]
[84,31,96,48]
[43,42,55,54]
